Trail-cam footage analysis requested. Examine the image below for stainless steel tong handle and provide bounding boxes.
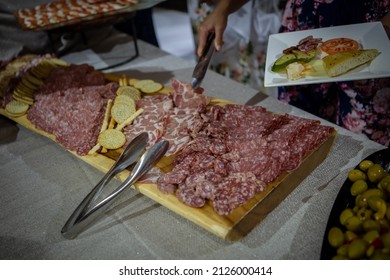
[191,32,215,89]
[61,133,169,239]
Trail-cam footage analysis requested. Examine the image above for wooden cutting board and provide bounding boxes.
[0,98,336,241]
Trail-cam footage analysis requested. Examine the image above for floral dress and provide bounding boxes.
[278,0,390,146]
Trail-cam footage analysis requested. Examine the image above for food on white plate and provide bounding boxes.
[320,37,360,55]
[286,62,305,80]
[271,35,380,80]
[322,49,380,77]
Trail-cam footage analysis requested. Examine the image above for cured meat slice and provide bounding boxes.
[27,83,118,155]
[157,103,334,215]
[171,79,210,109]
[161,107,202,156]
[123,94,173,148]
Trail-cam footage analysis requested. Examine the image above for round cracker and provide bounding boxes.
[114,94,136,107]
[141,82,163,94]
[5,100,29,116]
[116,86,141,100]
[98,129,126,149]
[134,79,154,89]
[111,102,136,124]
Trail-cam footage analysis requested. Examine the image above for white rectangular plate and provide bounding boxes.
[264,22,390,87]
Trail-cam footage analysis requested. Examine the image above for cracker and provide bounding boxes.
[114,94,136,107]
[13,94,34,105]
[111,102,136,124]
[134,79,154,89]
[5,100,29,116]
[140,81,163,94]
[129,78,139,86]
[98,129,126,150]
[116,86,141,101]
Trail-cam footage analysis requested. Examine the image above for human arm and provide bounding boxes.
[196,0,249,57]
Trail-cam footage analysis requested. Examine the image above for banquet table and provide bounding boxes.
[0,29,386,260]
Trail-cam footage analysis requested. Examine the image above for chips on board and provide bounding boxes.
[114,94,136,107]
[111,102,136,124]
[98,129,127,150]
[116,86,141,101]
[134,79,163,94]
[5,100,29,117]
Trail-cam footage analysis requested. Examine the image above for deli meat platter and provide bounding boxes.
[0,55,336,240]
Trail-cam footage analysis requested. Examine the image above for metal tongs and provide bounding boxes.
[61,132,169,239]
[191,32,215,89]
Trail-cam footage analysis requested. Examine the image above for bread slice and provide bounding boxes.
[322,49,379,77]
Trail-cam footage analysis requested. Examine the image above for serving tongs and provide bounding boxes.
[191,32,215,89]
[61,132,169,239]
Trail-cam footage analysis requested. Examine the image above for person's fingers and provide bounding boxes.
[196,25,211,57]
[213,26,224,52]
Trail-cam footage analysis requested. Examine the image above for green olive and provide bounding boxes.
[347,238,368,259]
[332,255,348,260]
[366,244,375,258]
[386,205,390,221]
[362,188,385,201]
[359,160,374,171]
[348,169,367,182]
[370,250,390,260]
[367,164,386,183]
[350,179,368,196]
[340,208,354,226]
[345,216,363,232]
[356,207,372,221]
[355,194,368,208]
[336,244,349,256]
[328,227,345,248]
[367,196,387,220]
[344,230,358,243]
[363,219,381,232]
[382,233,390,250]
[378,175,390,193]
[363,230,380,244]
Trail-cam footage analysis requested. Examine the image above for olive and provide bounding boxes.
[366,244,375,258]
[344,230,358,243]
[370,250,390,260]
[355,194,368,208]
[336,244,349,256]
[363,230,380,244]
[378,175,390,193]
[359,160,374,171]
[367,196,387,220]
[356,207,372,221]
[345,216,363,232]
[383,233,390,250]
[350,179,368,196]
[328,227,345,248]
[348,169,367,182]
[347,238,368,259]
[339,208,354,226]
[332,255,348,260]
[387,205,390,221]
[361,188,385,201]
[363,219,381,232]
[367,164,386,183]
